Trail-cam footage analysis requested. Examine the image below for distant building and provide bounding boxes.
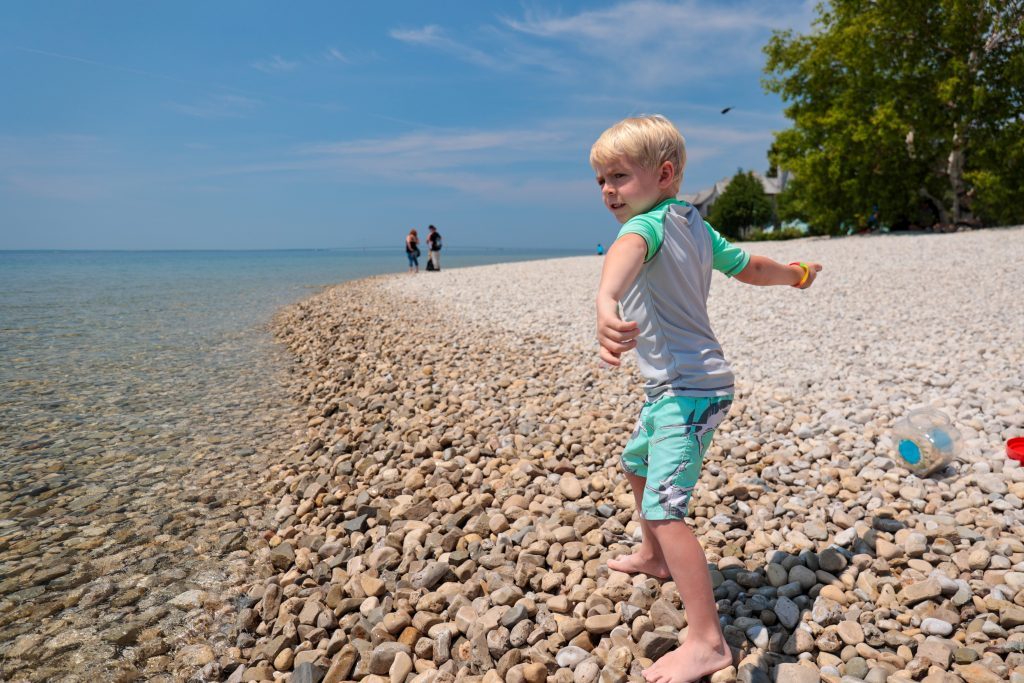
[682,170,792,218]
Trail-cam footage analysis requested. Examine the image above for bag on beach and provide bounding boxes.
[425,258,436,271]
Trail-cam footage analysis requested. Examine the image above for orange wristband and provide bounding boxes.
[789,262,809,287]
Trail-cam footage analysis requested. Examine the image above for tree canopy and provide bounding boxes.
[708,171,774,239]
[763,0,1024,233]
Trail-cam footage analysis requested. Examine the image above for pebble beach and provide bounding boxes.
[3,228,1024,682]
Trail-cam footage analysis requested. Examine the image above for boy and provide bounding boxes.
[592,115,821,683]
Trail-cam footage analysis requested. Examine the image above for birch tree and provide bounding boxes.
[764,0,1024,232]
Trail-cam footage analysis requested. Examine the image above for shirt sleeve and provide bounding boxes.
[706,221,750,277]
[617,213,663,262]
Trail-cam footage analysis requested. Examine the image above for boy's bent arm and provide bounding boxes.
[596,234,646,366]
[734,254,823,288]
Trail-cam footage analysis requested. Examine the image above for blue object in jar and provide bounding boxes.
[898,439,922,464]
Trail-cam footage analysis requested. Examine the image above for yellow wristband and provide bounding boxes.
[789,262,809,287]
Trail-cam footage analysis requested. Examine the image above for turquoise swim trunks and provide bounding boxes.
[621,394,733,520]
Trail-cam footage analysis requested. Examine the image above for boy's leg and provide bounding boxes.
[631,395,733,683]
[643,520,731,683]
[607,471,669,578]
[609,403,670,578]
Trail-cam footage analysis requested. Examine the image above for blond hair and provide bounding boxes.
[590,115,686,193]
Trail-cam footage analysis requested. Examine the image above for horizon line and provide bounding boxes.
[0,246,593,254]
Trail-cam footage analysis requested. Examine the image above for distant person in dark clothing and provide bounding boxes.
[597,243,605,255]
[405,229,420,273]
[427,225,443,272]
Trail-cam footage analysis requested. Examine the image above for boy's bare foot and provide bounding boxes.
[607,551,670,579]
[642,639,732,683]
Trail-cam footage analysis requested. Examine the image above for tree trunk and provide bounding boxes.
[919,187,950,226]
[947,123,966,224]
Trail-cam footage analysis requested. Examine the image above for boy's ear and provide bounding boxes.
[659,161,675,186]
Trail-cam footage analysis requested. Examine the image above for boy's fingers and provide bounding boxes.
[610,319,639,332]
[599,346,621,366]
[598,317,636,332]
[800,269,819,289]
[599,335,634,354]
[601,320,639,342]
[602,327,638,343]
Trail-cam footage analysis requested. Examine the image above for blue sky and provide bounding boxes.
[0,1,814,250]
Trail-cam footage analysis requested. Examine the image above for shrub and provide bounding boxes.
[744,227,808,242]
[708,170,774,239]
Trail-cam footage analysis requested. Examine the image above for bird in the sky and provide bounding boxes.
[720,107,733,114]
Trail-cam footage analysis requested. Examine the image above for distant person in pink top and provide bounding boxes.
[405,229,420,274]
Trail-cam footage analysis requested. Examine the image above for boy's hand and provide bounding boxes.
[595,233,646,366]
[597,299,639,366]
[735,256,824,288]
[797,262,823,289]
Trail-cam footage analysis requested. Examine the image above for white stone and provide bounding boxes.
[920,618,954,636]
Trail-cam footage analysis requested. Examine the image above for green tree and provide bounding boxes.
[764,0,1024,233]
[708,170,774,239]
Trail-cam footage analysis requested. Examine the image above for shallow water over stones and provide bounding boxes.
[0,315,305,681]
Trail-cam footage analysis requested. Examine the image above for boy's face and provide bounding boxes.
[593,156,673,224]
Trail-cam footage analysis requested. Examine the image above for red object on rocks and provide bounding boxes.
[1008,438,1024,464]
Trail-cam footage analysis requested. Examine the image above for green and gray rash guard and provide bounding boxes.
[617,199,750,400]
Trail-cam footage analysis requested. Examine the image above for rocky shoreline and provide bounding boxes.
[4,228,1022,683]
[208,229,1024,683]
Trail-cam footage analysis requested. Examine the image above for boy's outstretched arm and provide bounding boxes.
[596,234,646,366]
[734,254,823,288]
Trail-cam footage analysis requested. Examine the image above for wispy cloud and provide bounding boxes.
[251,55,299,73]
[209,108,778,197]
[211,123,593,200]
[504,0,815,86]
[505,1,787,39]
[408,171,594,202]
[16,45,343,112]
[4,173,113,201]
[167,94,261,119]
[0,134,106,171]
[390,24,573,76]
[681,124,778,146]
[390,25,501,69]
[324,47,350,64]
[14,46,199,86]
[573,93,791,125]
[390,0,814,87]
[300,128,565,157]
[0,134,117,200]
[253,46,373,71]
